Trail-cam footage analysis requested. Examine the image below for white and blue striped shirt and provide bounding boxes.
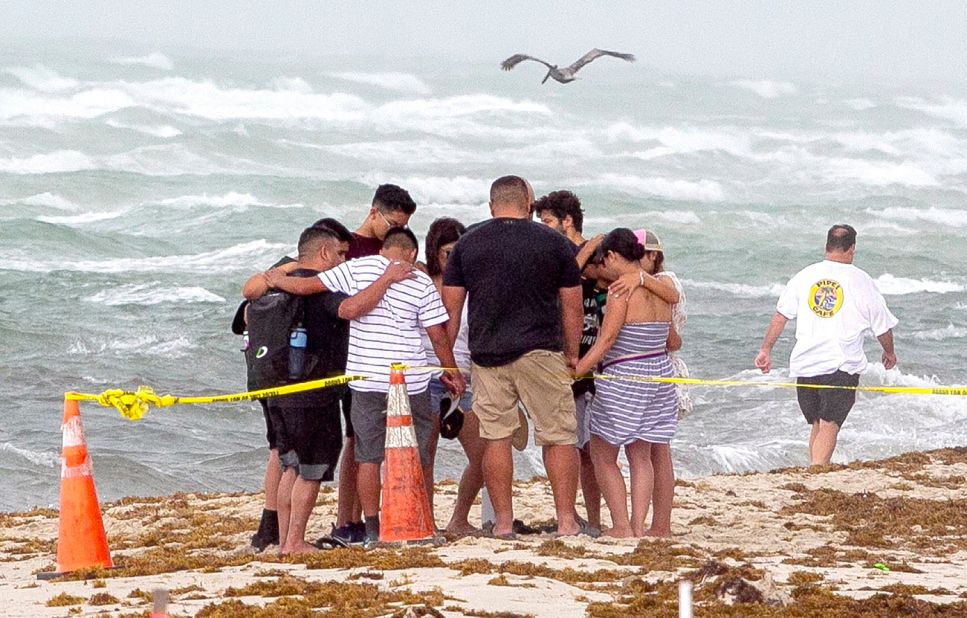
[319,255,449,394]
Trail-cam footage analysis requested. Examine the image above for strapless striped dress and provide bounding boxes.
[588,322,677,445]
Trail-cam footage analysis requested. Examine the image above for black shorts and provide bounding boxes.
[260,399,277,450]
[270,400,343,481]
[796,370,860,427]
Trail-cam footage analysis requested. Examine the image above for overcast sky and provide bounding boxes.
[4,1,967,85]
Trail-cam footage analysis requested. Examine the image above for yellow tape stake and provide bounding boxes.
[66,374,366,421]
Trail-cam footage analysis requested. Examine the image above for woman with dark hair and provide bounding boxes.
[421,217,485,534]
[610,229,689,537]
[575,228,679,538]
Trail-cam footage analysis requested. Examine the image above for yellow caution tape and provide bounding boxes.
[400,364,967,397]
[66,374,365,421]
[67,362,967,423]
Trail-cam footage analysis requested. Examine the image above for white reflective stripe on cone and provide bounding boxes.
[387,384,411,417]
[62,455,93,479]
[385,425,418,449]
[62,416,86,448]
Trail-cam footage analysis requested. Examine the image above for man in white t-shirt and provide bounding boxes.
[754,224,898,466]
[270,227,465,545]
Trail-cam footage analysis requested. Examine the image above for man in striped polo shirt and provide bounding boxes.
[270,228,465,545]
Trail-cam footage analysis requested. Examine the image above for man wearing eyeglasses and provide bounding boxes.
[348,184,416,259]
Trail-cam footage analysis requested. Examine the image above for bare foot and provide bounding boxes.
[646,527,672,538]
[281,541,319,555]
[445,521,477,536]
[601,526,634,538]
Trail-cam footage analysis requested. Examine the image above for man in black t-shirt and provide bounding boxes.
[443,175,584,538]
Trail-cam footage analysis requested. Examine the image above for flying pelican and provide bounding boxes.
[500,48,636,84]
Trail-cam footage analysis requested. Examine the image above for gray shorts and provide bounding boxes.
[351,389,433,465]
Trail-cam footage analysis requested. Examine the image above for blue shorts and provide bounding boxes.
[428,376,473,415]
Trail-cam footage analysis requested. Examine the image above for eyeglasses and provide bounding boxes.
[377,209,408,230]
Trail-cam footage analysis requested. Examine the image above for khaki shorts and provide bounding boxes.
[471,350,576,446]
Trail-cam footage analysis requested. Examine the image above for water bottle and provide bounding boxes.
[241,330,250,352]
[288,325,308,380]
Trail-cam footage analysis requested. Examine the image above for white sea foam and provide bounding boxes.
[110,52,174,71]
[911,324,967,341]
[0,150,95,174]
[36,211,122,225]
[0,86,135,119]
[104,119,181,138]
[730,79,797,98]
[0,192,78,210]
[868,206,967,228]
[822,157,937,187]
[873,274,965,295]
[601,210,702,225]
[595,173,725,202]
[329,71,431,95]
[682,279,785,298]
[2,65,78,92]
[606,123,753,158]
[366,175,487,205]
[0,442,58,468]
[376,94,551,120]
[83,283,225,306]
[156,191,304,210]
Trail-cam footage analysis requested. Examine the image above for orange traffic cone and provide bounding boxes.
[40,398,113,578]
[379,366,435,543]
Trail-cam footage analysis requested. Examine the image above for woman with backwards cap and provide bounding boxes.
[609,229,689,537]
[575,228,680,538]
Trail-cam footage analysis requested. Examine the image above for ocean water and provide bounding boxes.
[2,45,966,512]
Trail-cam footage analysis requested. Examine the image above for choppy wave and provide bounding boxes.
[873,274,965,295]
[104,119,181,138]
[0,442,58,468]
[68,335,198,358]
[36,211,123,225]
[868,206,967,228]
[3,65,79,92]
[595,173,725,202]
[367,175,487,205]
[681,279,785,298]
[911,324,967,341]
[3,240,288,274]
[0,192,78,210]
[898,96,967,127]
[328,71,431,95]
[844,98,877,111]
[158,192,304,209]
[83,283,225,306]
[110,52,174,71]
[730,79,797,98]
[0,150,95,174]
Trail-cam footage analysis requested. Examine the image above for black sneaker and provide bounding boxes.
[351,521,367,544]
[329,523,356,545]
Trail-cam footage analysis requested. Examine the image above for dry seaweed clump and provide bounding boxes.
[299,546,445,571]
[89,592,120,605]
[196,581,445,617]
[46,592,85,606]
[780,488,967,552]
[610,540,705,571]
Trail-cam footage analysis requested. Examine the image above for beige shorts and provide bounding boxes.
[471,350,577,446]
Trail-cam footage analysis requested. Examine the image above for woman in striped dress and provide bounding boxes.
[575,228,679,538]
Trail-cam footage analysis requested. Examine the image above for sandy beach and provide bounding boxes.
[2,447,965,617]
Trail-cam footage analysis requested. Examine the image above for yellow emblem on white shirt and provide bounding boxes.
[808,279,844,318]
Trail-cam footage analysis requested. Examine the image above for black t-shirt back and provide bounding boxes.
[280,268,351,409]
[444,217,581,367]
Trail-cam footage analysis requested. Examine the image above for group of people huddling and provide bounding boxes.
[236,175,689,554]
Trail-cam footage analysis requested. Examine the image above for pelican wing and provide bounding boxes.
[501,54,553,71]
[567,48,636,73]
